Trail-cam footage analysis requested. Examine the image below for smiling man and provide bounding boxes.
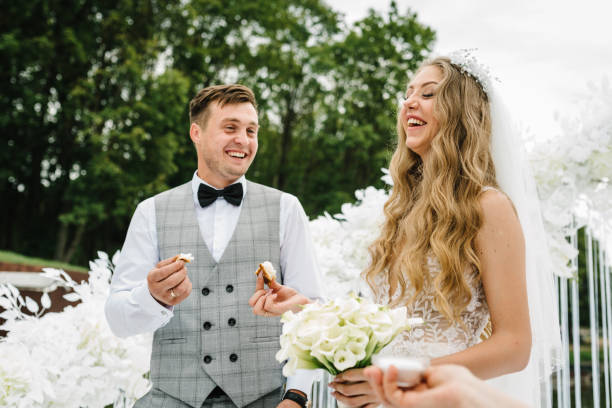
[105,84,322,408]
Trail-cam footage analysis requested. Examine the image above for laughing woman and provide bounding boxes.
[329,54,560,408]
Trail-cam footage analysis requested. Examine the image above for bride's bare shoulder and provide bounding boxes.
[478,188,518,221]
[476,188,524,256]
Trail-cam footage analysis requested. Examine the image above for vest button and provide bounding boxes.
[228,318,236,327]
[203,355,212,364]
[225,285,234,293]
[201,287,210,296]
[229,353,238,362]
[203,321,212,330]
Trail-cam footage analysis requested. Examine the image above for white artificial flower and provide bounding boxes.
[0,252,152,407]
[344,328,369,361]
[282,351,320,377]
[310,184,387,298]
[332,349,358,372]
[371,324,394,346]
[277,295,415,376]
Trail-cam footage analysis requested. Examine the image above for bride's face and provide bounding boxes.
[400,65,442,159]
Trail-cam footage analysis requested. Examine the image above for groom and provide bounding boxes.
[105,84,322,407]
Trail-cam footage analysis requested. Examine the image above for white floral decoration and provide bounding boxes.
[530,76,612,266]
[310,172,391,299]
[0,251,152,407]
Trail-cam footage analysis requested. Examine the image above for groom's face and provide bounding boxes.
[190,101,259,188]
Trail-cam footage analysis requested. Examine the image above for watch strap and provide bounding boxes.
[283,389,308,408]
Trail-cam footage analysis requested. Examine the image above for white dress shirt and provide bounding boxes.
[105,172,323,397]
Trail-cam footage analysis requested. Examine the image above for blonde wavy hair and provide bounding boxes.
[363,57,498,323]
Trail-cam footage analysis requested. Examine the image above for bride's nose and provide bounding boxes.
[401,95,418,111]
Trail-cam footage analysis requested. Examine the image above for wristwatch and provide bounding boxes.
[283,389,310,408]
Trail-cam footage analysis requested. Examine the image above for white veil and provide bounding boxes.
[486,80,563,407]
[444,49,562,407]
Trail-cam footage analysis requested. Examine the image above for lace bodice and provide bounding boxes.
[374,257,490,359]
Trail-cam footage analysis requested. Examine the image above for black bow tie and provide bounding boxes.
[198,183,243,207]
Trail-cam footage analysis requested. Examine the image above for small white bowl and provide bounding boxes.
[371,354,430,387]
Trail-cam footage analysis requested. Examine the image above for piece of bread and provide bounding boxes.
[175,253,194,263]
[255,261,277,285]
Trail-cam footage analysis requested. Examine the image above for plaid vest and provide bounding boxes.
[150,180,284,407]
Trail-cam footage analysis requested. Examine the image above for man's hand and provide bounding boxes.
[276,400,301,408]
[248,274,310,316]
[147,256,192,306]
[329,367,381,408]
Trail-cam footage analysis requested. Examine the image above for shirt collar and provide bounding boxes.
[191,171,247,207]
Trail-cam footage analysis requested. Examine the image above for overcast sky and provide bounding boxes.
[329,0,612,143]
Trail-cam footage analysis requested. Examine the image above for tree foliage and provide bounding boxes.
[0,0,435,264]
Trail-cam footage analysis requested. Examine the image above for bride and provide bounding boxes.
[329,52,561,408]
[251,52,561,408]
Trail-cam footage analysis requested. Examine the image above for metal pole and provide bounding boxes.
[598,235,610,408]
[561,274,571,408]
[557,276,565,408]
[312,372,320,407]
[571,229,582,408]
[600,235,612,408]
[606,242,612,408]
[587,227,601,407]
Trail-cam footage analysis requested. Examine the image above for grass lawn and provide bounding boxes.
[0,250,88,273]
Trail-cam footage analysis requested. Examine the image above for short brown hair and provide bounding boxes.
[189,84,258,127]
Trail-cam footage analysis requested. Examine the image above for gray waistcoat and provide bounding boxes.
[151,180,284,408]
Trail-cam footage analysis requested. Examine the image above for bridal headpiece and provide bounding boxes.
[447,48,497,94]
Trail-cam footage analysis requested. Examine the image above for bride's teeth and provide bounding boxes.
[407,118,425,126]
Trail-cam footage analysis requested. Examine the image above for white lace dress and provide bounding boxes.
[374,257,490,360]
[368,187,541,407]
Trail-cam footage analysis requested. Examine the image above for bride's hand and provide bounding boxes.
[329,367,381,407]
[248,274,310,316]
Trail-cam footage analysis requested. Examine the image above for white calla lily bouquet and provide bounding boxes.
[276,294,421,376]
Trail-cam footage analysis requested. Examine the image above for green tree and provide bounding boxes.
[1,1,190,262]
[263,2,436,215]
[1,0,435,264]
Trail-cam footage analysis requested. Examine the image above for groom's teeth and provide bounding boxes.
[228,151,246,158]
